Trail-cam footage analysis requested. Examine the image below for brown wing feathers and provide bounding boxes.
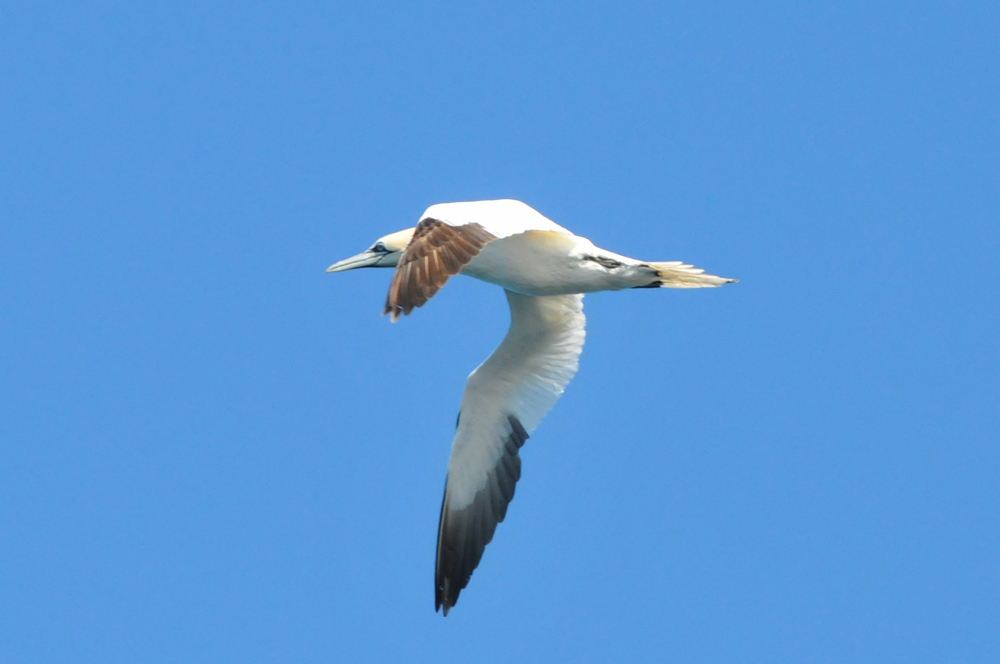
[383,218,496,321]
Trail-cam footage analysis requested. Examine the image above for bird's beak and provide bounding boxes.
[326,250,387,273]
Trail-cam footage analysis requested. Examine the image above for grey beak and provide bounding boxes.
[326,250,386,273]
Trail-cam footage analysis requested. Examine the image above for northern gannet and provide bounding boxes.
[327,199,736,615]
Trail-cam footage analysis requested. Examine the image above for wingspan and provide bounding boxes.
[435,291,586,615]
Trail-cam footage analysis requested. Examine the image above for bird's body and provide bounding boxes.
[327,199,735,615]
[408,199,731,297]
[463,230,642,294]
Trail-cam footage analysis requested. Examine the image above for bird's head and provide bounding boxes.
[325,228,415,272]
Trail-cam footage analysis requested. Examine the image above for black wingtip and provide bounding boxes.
[436,581,452,616]
[433,414,530,617]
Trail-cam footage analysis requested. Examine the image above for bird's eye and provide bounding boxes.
[374,242,387,252]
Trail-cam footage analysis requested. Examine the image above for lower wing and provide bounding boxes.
[435,291,586,615]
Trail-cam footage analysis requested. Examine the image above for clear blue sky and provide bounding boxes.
[2,2,997,662]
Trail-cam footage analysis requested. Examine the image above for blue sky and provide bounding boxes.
[1,1,997,661]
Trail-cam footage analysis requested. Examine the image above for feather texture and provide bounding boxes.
[383,218,496,321]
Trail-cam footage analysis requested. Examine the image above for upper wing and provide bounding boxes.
[384,218,496,321]
[420,199,570,238]
[384,200,574,322]
[435,291,586,615]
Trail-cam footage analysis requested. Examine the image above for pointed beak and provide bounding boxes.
[326,250,388,273]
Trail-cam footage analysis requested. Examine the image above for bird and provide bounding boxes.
[326,199,736,615]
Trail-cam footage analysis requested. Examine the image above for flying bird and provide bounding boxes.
[327,199,735,615]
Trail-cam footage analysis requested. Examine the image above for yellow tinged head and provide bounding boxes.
[378,227,416,252]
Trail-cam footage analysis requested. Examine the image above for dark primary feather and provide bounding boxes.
[435,414,529,615]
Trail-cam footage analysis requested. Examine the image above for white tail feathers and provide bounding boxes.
[644,261,738,289]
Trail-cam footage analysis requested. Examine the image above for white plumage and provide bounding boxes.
[421,198,569,238]
[326,199,735,614]
[448,291,585,507]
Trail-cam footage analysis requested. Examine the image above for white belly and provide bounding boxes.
[461,231,653,295]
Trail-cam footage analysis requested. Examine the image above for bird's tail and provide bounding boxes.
[642,261,738,288]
